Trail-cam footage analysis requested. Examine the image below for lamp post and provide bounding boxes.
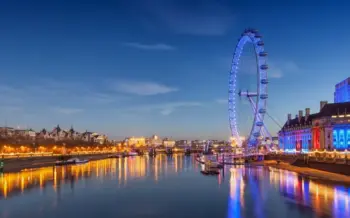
[0,152,4,173]
[32,142,36,154]
[0,160,3,173]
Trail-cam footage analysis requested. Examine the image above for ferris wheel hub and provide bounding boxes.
[238,91,258,97]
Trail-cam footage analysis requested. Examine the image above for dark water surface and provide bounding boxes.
[0,154,349,218]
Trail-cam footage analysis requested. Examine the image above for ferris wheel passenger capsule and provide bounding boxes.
[260,94,268,99]
[261,79,269,84]
[258,109,266,113]
[259,52,268,57]
[257,41,264,46]
[256,122,264,127]
[253,132,261,137]
[260,64,268,70]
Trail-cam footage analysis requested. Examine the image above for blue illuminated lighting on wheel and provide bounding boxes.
[228,28,268,148]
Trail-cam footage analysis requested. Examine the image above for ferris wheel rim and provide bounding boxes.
[228,29,268,147]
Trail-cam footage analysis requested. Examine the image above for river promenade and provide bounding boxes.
[3,153,350,187]
[1,153,111,173]
[196,154,350,185]
[255,160,350,185]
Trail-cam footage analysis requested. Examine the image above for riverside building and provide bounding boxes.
[279,101,350,152]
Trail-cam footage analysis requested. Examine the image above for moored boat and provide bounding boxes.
[149,149,156,157]
[108,153,123,158]
[208,161,223,169]
[200,160,221,175]
[55,157,89,166]
[128,152,138,156]
[200,170,219,175]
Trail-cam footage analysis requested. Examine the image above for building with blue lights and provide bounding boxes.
[334,77,350,103]
[278,108,314,152]
[279,101,350,152]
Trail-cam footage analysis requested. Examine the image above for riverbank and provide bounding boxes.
[252,160,350,185]
[195,156,350,185]
[1,154,111,173]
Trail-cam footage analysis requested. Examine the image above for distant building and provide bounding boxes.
[50,125,63,141]
[37,128,50,139]
[27,129,36,138]
[0,127,14,137]
[175,140,190,146]
[14,129,27,137]
[163,138,176,148]
[148,135,162,147]
[192,140,206,148]
[125,137,146,147]
[0,124,110,145]
[68,126,80,140]
[334,77,350,103]
[92,133,107,145]
[82,131,93,142]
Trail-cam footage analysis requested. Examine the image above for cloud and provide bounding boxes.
[122,42,175,51]
[269,61,299,79]
[53,107,83,115]
[0,79,121,115]
[160,108,174,115]
[216,99,227,104]
[0,106,22,112]
[216,98,250,106]
[112,81,178,96]
[269,67,283,78]
[140,1,234,36]
[125,102,202,115]
[223,55,299,79]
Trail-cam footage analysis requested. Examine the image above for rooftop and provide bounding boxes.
[281,101,350,130]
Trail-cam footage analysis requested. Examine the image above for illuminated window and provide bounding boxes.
[333,130,338,148]
[339,130,345,148]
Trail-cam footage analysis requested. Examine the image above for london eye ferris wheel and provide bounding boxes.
[228,29,270,149]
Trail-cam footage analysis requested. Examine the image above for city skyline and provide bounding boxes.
[1,0,349,140]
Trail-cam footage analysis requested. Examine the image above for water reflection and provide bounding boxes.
[0,154,189,199]
[1,155,350,218]
[227,166,350,218]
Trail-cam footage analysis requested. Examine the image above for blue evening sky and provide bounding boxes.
[0,0,349,140]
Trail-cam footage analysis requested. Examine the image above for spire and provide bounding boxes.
[70,125,74,133]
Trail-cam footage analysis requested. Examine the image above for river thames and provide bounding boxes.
[0,154,349,218]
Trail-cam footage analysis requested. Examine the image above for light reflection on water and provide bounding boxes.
[0,155,349,218]
[0,155,189,199]
[227,166,350,218]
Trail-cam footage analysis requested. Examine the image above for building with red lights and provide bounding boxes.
[279,101,350,152]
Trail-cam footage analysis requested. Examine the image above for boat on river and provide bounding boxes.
[208,161,223,169]
[149,149,156,157]
[55,157,89,166]
[200,170,219,175]
[127,152,138,156]
[108,153,123,158]
[200,160,220,175]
